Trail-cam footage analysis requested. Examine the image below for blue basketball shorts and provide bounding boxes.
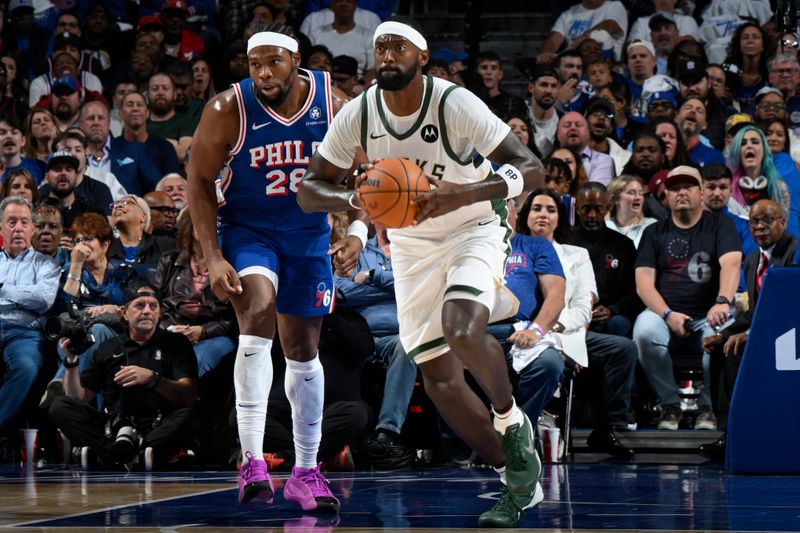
[219,224,334,317]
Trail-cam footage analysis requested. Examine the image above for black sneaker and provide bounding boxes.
[39,379,64,410]
[694,407,718,430]
[356,434,416,470]
[586,429,634,457]
[657,406,683,430]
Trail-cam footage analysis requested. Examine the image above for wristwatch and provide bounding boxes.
[367,269,375,283]
[715,296,732,306]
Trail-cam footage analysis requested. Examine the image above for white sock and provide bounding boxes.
[285,355,324,469]
[495,465,507,485]
[235,335,273,463]
[492,398,524,436]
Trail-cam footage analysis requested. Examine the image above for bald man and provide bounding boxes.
[701,199,798,457]
[556,111,614,185]
[144,190,178,236]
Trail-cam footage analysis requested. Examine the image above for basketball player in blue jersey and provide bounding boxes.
[299,17,547,528]
[187,23,360,513]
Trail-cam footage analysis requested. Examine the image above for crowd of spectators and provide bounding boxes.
[0,0,797,469]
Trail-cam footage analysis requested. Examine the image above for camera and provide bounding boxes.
[45,302,95,354]
[109,424,140,462]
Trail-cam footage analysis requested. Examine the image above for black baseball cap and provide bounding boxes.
[123,281,160,305]
[678,59,708,85]
[583,96,615,117]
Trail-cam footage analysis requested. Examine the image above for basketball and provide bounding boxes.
[357,158,431,228]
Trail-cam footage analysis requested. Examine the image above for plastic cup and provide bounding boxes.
[20,428,37,466]
[545,427,560,463]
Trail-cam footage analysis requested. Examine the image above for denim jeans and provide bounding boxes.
[590,314,633,338]
[0,322,47,430]
[586,331,638,428]
[371,334,417,435]
[488,323,564,422]
[193,336,236,378]
[633,309,714,408]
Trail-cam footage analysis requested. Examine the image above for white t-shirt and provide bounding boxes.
[552,1,628,60]
[300,7,381,37]
[306,23,375,76]
[628,13,700,43]
[529,110,558,157]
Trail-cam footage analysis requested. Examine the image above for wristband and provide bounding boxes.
[64,358,79,369]
[496,163,524,199]
[67,273,81,283]
[346,219,368,249]
[532,323,546,337]
[662,307,672,320]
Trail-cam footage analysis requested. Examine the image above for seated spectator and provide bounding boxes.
[40,75,86,132]
[596,82,642,149]
[1,169,38,204]
[109,195,175,281]
[627,0,700,44]
[32,204,71,270]
[645,89,678,122]
[159,0,205,62]
[606,174,657,248]
[476,51,526,119]
[554,50,589,114]
[334,221,418,468]
[29,32,104,107]
[767,53,800,131]
[583,97,630,175]
[157,174,188,210]
[701,199,797,458]
[49,281,198,468]
[652,115,687,171]
[300,0,381,38]
[675,99,726,168]
[0,60,27,124]
[701,164,759,264]
[303,44,334,73]
[52,128,125,206]
[725,124,785,216]
[81,100,162,197]
[723,22,771,114]
[331,55,363,98]
[423,59,450,81]
[626,40,658,123]
[556,111,614,186]
[40,150,106,229]
[586,59,613,91]
[190,57,216,102]
[42,213,140,406]
[146,73,193,163]
[0,115,46,185]
[525,67,560,157]
[304,3,375,82]
[537,0,627,64]
[572,183,641,337]
[23,108,58,163]
[506,114,541,159]
[119,91,182,179]
[485,194,565,444]
[621,131,670,220]
[752,86,800,162]
[760,117,800,232]
[523,188,637,456]
[145,191,179,237]
[153,210,236,378]
[706,63,737,110]
[676,60,733,151]
[0,196,60,433]
[633,166,742,431]
[166,63,203,130]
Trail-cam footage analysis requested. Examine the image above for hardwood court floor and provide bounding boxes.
[1,462,799,531]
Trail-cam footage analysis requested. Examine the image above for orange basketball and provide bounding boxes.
[357,158,431,228]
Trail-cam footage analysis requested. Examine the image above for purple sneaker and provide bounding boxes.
[238,451,274,504]
[284,464,340,513]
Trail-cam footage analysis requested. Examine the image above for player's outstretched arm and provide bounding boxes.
[187,91,243,299]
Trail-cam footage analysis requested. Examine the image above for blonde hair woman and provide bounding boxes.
[606,175,656,248]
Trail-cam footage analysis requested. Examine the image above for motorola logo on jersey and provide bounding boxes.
[421,124,439,143]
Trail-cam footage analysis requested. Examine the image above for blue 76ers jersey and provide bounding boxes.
[218,69,332,237]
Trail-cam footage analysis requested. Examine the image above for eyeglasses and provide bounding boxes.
[748,216,783,228]
[73,235,97,245]
[757,102,786,111]
[773,68,798,76]
[589,110,614,120]
[149,205,180,216]
[109,199,135,211]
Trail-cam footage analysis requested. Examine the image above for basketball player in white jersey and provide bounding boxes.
[298,17,547,528]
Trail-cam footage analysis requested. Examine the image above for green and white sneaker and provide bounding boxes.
[478,482,544,528]
[500,412,541,499]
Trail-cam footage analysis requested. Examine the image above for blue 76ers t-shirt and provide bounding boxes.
[505,234,565,321]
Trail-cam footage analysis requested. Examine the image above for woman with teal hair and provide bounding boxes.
[725,124,783,211]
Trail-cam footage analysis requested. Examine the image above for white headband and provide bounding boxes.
[373,21,427,51]
[247,31,299,54]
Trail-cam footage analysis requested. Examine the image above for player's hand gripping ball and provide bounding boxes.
[357,158,431,228]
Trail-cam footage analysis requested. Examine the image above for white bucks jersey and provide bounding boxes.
[317,75,512,238]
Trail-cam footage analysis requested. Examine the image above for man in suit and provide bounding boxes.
[701,199,797,457]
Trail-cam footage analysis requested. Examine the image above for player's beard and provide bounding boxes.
[376,63,418,91]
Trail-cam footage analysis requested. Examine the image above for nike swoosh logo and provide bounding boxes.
[112,352,124,358]
[252,122,271,131]
[244,352,256,357]
[369,132,387,139]
[304,377,314,381]
[478,219,495,226]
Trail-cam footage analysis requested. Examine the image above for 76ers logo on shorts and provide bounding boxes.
[315,281,332,308]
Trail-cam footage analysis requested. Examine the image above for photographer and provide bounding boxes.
[49,282,198,467]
